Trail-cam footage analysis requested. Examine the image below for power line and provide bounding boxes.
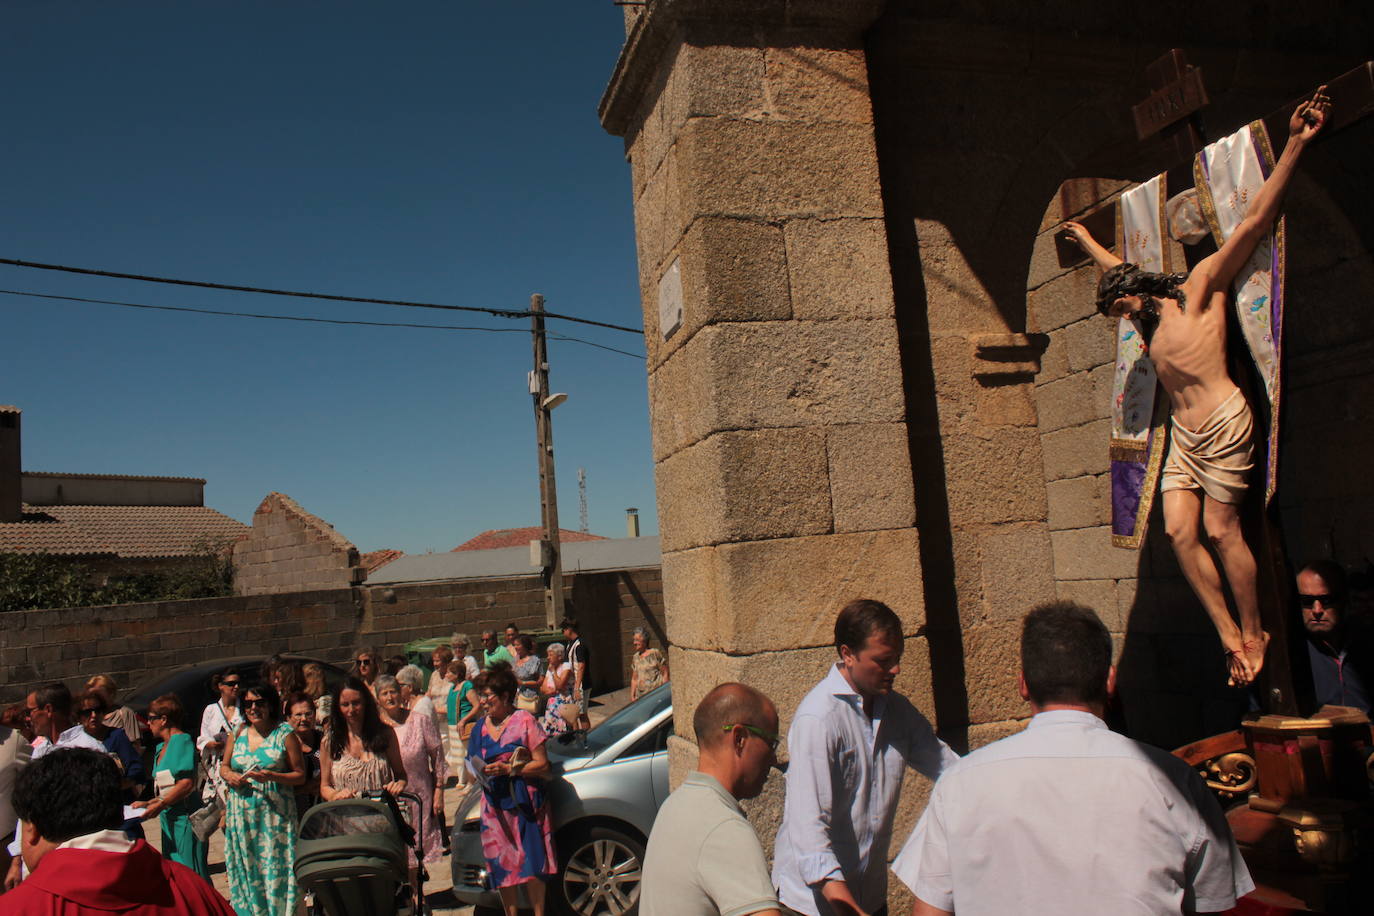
[0,256,645,335]
[0,287,646,360]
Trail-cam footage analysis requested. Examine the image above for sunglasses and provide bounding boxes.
[221,680,241,688]
[243,698,271,709]
[1299,593,1337,608]
[79,707,107,717]
[356,658,376,666]
[722,722,780,752]
[147,713,167,722]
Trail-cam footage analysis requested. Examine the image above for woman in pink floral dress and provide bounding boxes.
[468,664,556,916]
[376,675,448,864]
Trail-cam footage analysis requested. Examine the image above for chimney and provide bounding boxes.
[625,507,640,538]
[0,406,20,522]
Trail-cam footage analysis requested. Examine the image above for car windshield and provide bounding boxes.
[553,683,670,758]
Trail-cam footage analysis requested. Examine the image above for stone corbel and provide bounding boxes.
[969,333,1049,383]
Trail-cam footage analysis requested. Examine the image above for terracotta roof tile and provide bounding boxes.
[0,504,249,559]
[360,548,405,574]
[452,527,606,552]
[23,471,207,484]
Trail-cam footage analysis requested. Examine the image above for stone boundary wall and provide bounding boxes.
[0,567,664,707]
[232,492,364,596]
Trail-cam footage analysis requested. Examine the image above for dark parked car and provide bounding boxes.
[123,655,350,747]
[451,683,673,916]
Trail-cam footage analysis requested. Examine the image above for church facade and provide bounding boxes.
[599,0,1374,880]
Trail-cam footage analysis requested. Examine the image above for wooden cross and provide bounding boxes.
[1055,58,1374,270]
[1057,53,1374,717]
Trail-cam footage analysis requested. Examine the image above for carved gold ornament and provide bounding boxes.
[1197,751,1257,800]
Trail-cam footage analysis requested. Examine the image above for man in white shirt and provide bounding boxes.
[894,601,1254,915]
[773,599,958,916]
[6,683,111,891]
[642,683,782,916]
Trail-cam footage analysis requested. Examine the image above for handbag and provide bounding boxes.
[189,796,221,843]
[515,693,539,713]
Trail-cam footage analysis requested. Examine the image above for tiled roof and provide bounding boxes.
[360,548,405,575]
[0,504,249,558]
[452,527,607,552]
[23,471,207,484]
[372,536,661,584]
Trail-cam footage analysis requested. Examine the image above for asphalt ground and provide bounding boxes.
[145,687,634,915]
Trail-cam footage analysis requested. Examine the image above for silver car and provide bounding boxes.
[450,684,673,916]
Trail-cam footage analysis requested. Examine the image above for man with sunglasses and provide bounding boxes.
[479,631,514,670]
[5,685,107,892]
[1299,560,1371,713]
[642,683,782,916]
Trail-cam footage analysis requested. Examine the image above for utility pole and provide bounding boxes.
[529,293,566,629]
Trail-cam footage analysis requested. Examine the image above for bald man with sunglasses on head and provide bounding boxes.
[641,683,782,916]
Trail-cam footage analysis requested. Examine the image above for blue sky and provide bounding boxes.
[1,2,655,554]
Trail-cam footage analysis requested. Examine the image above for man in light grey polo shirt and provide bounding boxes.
[894,601,1253,915]
[641,683,782,916]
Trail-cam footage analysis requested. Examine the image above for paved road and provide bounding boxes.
[147,687,634,914]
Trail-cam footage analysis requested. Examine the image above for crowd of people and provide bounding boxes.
[1,564,1364,916]
[0,615,653,914]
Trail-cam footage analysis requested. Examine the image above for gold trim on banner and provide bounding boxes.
[1155,174,1172,274]
[1193,150,1224,244]
[1250,119,1284,505]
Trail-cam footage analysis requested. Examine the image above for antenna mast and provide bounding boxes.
[578,467,589,533]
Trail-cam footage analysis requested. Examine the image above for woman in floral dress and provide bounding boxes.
[376,675,448,864]
[221,683,305,916]
[628,627,670,700]
[469,664,556,916]
[539,643,574,736]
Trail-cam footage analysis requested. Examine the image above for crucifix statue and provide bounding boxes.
[1062,87,1332,688]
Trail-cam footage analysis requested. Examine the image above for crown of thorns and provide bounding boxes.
[1095,263,1187,316]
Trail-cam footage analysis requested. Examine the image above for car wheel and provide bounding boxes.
[555,824,645,916]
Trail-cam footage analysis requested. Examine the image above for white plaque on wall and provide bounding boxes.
[657,257,683,341]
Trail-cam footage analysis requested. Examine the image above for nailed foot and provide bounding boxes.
[1223,646,1253,688]
[1241,631,1271,685]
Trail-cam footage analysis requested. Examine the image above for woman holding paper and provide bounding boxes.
[221,682,305,916]
[132,694,208,879]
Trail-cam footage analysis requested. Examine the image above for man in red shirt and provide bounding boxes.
[1,748,234,915]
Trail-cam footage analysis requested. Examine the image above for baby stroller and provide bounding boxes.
[295,790,429,915]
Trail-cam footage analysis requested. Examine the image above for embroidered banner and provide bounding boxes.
[1109,174,1171,549]
[1193,121,1285,504]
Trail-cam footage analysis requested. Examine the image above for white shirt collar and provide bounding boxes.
[56,829,135,853]
[1027,708,1107,730]
[821,662,858,698]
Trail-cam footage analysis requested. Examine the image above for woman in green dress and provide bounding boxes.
[221,683,305,916]
[131,693,209,879]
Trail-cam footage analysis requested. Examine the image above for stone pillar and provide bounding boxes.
[600,0,931,792]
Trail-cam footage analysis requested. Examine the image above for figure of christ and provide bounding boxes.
[1062,88,1331,687]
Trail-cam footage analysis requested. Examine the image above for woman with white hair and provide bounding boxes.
[539,643,574,735]
[394,665,433,717]
[628,627,669,701]
[376,674,447,864]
